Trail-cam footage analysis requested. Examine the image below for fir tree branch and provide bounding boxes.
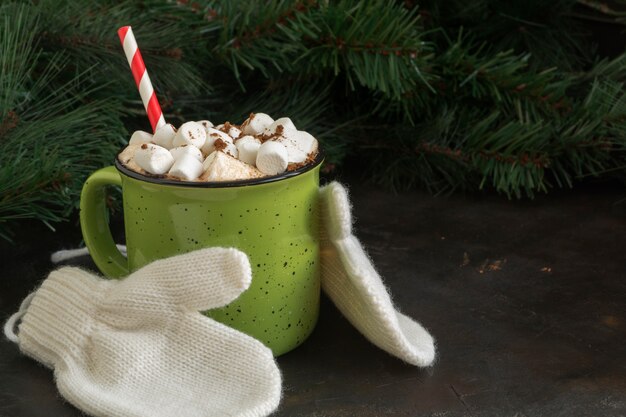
[0,111,19,138]
[0,2,125,241]
[576,0,622,16]
[3,0,626,243]
[293,0,433,97]
[232,0,318,48]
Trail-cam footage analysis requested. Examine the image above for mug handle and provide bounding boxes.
[79,166,129,278]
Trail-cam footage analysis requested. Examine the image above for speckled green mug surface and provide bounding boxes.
[79,153,323,356]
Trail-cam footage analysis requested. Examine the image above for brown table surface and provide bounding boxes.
[1,180,625,416]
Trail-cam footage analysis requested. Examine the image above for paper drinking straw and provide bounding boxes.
[117,26,166,132]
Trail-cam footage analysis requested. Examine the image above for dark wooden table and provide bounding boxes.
[1,180,625,416]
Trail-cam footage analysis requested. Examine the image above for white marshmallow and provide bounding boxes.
[227,125,242,139]
[275,130,319,163]
[276,137,306,163]
[264,117,297,136]
[172,121,207,148]
[202,151,218,171]
[201,151,263,181]
[222,141,239,158]
[169,145,203,162]
[293,130,318,154]
[118,144,145,173]
[256,141,288,175]
[235,136,262,165]
[134,143,174,175]
[215,123,225,130]
[242,113,274,136]
[202,128,233,155]
[198,120,214,132]
[168,154,204,180]
[129,130,153,145]
[152,123,177,149]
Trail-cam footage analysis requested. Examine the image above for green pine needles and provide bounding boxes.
[1,0,626,240]
[0,4,124,241]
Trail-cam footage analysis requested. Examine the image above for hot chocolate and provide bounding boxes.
[118,113,319,182]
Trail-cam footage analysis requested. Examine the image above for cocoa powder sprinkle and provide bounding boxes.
[240,114,253,130]
[214,138,227,151]
[286,153,316,171]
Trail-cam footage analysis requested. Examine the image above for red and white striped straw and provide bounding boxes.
[117,26,166,132]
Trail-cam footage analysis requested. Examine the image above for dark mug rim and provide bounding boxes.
[115,148,324,188]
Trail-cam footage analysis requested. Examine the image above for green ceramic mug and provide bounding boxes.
[79,152,323,356]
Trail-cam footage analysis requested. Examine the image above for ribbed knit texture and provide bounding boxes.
[16,247,282,417]
[319,182,436,367]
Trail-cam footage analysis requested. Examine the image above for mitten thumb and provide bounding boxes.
[108,247,251,313]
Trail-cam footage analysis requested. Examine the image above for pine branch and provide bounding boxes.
[293,0,434,98]
[420,0,594,70]
[576,0,622,16]
[197,0,316,78]
[0,2,125,241]
[4,0,626,243]
[34,0,213,126]
[361,73,626,197]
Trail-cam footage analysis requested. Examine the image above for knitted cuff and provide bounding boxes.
[17,267,110,369]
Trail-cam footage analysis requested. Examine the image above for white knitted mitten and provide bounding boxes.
[4,248,281,417]
[320,182,436,367]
